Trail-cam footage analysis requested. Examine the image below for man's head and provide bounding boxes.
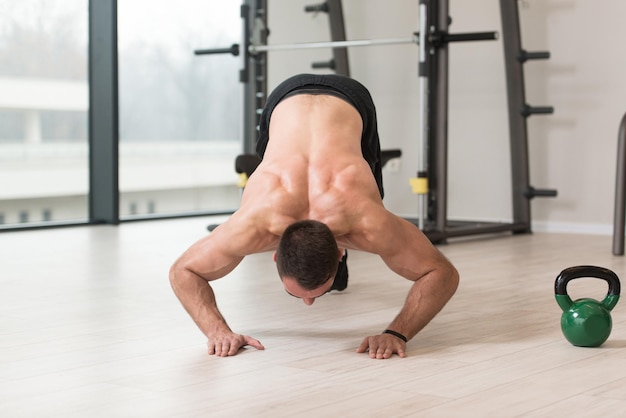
[275,220,340,304]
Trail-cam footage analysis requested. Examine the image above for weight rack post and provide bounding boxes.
[500,0,555,233]
[305,0,350,76]
[612,112,626,255]
[406,0,499,243]
[415,0,430,231]
[429,0,451,238]
[241,0,268,154]
[500,0,531,231]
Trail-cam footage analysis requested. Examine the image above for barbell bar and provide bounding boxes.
[194,31,497,57]
[195,36,417,56]
[249,36,418,53]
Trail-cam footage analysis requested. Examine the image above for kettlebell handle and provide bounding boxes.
[554,265,621,311]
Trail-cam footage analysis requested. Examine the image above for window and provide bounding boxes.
[117,1,243,218]
[1,1,242,229]
[0,0,89,227]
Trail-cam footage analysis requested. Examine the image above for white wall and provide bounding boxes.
[267,0,626,234]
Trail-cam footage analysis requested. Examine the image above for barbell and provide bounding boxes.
[194,31,496,56]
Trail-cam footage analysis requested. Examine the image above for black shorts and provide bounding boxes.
[256,73,384,198]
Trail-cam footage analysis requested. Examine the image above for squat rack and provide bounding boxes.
[406,0,556,242]
[195,0,556,243]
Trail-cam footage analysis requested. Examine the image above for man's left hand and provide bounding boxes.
[357,334,407,359]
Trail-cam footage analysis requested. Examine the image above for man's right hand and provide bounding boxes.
[207,332,265,357]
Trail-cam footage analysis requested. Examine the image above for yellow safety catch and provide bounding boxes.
[409,177,428,195]
[237,173,249,188]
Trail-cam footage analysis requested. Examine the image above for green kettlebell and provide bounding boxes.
[554,266,621,347]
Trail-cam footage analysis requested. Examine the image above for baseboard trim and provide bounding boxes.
[531,221,614,236]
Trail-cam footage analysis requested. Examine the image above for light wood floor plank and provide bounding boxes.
[1,217,626,416]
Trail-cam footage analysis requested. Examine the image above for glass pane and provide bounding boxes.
[118,1,242,218]
[0,1,89,227]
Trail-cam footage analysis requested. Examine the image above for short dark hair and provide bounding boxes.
[276,220,339,290]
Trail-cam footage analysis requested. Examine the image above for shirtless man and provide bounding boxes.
[169,74,459,360]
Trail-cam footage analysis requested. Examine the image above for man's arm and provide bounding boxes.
[169,221,268,356]
[356,213,459,359]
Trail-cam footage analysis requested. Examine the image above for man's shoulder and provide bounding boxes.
[334,204,398,252]
[214,210,282,255]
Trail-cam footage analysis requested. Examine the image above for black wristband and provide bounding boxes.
[383,329,408,343]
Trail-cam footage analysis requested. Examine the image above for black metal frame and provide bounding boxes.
[241,0,268,153]
[404,0,555,243]
[88,0,119,225]
[306,0,350,76]
[195,0,557,244]
[612,112,626,255]
[196,0,350,153]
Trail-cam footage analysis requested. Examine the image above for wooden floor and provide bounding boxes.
[2,217,626,417]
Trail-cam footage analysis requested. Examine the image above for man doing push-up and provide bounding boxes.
[169,73,459,359]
